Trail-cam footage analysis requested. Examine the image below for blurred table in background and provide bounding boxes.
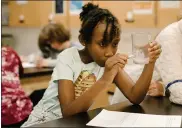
[20,67,53,95]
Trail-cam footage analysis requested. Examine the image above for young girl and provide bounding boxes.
[22,3,161,127]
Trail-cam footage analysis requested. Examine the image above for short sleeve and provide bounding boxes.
[51,55,74,82]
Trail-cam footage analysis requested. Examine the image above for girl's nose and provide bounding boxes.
[104,47,114,57]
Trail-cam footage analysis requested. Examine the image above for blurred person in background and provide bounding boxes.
[152,19,182,105]
[37,23,72,68]
[21,23,83,68]
[2,46,33,127]
[37,23,83,68]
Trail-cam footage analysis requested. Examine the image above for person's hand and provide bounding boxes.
[36,57,48,68]
[114,53,128,69]
[148,41,162,63]
[102,53,128,83]
[148,81,164,96]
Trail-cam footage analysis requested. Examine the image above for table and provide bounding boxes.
[20,67,53,95]
[32,96,182,127]
[22,67,53,78]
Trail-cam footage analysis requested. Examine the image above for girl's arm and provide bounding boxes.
[58,78,110,117]
[114,41,162,104]
[58,60,119,117]
[114,63,155,104]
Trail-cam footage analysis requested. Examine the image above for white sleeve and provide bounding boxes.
[155,28,182,86]
[155,26,182,105]
[51,55,74,82]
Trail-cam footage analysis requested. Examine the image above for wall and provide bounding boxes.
[2,26,161,56]
[68,1,181,28]
[3,1,181,55]
[2,26,41,55]
[1,26,82,55]
[67,1,156,28]
[156,1,182,28]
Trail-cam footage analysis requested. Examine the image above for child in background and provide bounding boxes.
[37,23,82,68]
[22,3,161,127]
[21,23,82,68]
[2,47,33,127]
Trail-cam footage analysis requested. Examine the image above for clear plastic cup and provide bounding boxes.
[131,32,151,64]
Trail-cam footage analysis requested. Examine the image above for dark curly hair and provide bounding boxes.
[79,3,121,46]
[38,23,70,58]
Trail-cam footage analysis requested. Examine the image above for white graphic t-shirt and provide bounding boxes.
[22,47,104,127]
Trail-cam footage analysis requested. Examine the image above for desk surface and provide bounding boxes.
[22,67,53,78]
[33,96,182,127]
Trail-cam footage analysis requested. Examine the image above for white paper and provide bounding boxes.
[22,62,36,68]
[160,1,180,8]
[87,109,182,127]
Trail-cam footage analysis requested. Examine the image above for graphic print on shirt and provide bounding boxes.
[74,70,96,98]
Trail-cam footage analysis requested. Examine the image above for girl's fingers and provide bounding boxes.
[149,54,160,60]
[111,55,127,65]
[149,41,157,48]
[107,59,120,68]
[117,63,125,69]
[113,59,126,69]
[118,58,127,64]
[108,58,125,69]
[149,43,161,51]
[149,49,162,60]
[149,48,161,55]
[106,54,128,69]
[116,54,128,64]
[116,53,128,59]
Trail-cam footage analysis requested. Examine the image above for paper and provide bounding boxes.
[22,62,36,68]
[87,109,182,127]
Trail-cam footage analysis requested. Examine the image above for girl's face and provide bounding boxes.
[86,22,120,67]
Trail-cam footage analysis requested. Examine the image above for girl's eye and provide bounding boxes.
[99,42,106,47]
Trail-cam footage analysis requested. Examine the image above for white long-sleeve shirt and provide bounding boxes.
[155,20,182,104]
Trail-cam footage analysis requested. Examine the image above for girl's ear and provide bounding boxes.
[79,35,86,46]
